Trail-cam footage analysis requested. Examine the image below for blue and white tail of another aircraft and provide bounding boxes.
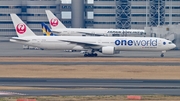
[41,23,57,36]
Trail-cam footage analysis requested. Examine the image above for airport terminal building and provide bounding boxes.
[0,0,180,49]
[0,0,62,40]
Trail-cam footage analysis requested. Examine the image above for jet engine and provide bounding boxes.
[101,46,119,55]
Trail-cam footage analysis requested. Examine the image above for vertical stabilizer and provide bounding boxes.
[41,22,47,35]
[10,14,36,37]
[45,10,66,29]
[41,22,56,36]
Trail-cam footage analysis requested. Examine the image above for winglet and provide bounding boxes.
[10,14,36,37]
[45,10,66,29]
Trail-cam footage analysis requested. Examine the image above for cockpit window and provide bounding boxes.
[168,42,172,44]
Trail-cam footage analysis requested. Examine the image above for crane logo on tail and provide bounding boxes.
[16,23,26,34]
[50,18,58,27]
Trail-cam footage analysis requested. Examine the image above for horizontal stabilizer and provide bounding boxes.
[10,37,30,42]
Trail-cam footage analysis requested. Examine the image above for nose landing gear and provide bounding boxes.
[161,51,166,57]
[161,53,164,57]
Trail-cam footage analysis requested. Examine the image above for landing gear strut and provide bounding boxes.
[84,49,98,57]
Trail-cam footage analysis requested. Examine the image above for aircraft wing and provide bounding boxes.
[60,39,100,47]
[10,37,30,42]
[77,32,103,36]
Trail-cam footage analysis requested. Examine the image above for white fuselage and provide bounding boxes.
[52,28,145,36]
[10,36,175,52]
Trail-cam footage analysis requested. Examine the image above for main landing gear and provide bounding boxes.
[84,53,98,57]
[84,49,98,57]
[160,51,166,57]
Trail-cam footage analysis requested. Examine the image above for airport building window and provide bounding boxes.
[0,6,8,8]
[62,21,71,24]
[87,12,93,19]
[27,22,49,24]
[131,22,146,24]
[61,11,71,19]
[94,0,116,1]
[0,29,15,31]
[62,5,71,9]
[87,0,94,4]
[17,14,46,16]
[131,6,146,9]
[0,6,21,8]
[0,14,9,16]
[26,6,56,9]
[94,6,115,9]
[165,6,180,9]
[165,14,180,17]
[85,5,93,9]
[131,14,146,17]
[0,22,12,24]
[50,6,56,8]
[85,21,93,24]
[29,0,56,1]
[94,14,115,16]
[94,22,115,24]
[61,0,71,4]
[21,6,27,12]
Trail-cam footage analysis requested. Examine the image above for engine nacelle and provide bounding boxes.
[72,45,85,50]
[102,46,116,55]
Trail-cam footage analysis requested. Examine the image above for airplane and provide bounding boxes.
[45,10,146,37]
[10,14,176,57]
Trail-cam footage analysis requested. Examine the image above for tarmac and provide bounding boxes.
[0,78,180,96]
[0,42,180,96]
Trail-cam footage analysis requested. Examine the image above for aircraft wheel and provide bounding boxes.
[88,54,92,57]
[84,54,88,57]
[161,53,164,57]
[84,53,98,57]
[94,53,98,57]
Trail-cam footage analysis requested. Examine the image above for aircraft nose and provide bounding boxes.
[170,43,176,50]
[172,43,176,49]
